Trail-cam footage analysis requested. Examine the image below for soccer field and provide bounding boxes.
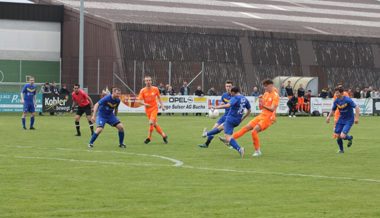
[1,113,379,218]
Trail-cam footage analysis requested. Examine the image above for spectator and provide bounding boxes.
[251,86,260,97]
[287,94,298,117]
[285,81,293,97]
[280,83,286,97]
[180,81,190,95]
[304,90,312,113]
[50,82,59,95]
[353,87,361,99]
[59,84,70,96]
[361,88,368,98]
[194,86,204,97]
[347,88,353,98]
[194,86,204,116]
[367,86,373,98]
[158,83,166,95]
[327,88,333,98]
[207,87,217,96]
[319,88,328,99]
[297,84,305,112]
[41,82,51,94]
[166,85,175,96]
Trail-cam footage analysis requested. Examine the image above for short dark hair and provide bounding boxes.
[225,80,233,85]
[262,79,274,86]
[335,86,344,93]
[230,86,240,93]
[74,84,80,88]
[144,75,152,79]
[112,87,121,92]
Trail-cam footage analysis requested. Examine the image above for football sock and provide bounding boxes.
[75,121,80,134]
[344,135,353,140]
[118,131,125,145]
[229,138,241,151]
[205,135,214,146]
[30,116,35,128]
[232,126,249,139]
[337,138,344,152]
[88,121,94,134]
[207,128,220,136]
[148,124,154,139]
[22,118,26,128]
[154,124,166,137]
[89,133,99,144]
[251,130,261,151]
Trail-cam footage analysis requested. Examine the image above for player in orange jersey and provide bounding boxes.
[137,76,168,144]
[221,79,279,157]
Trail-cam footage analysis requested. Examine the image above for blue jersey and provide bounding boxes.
[221,92,232,114]
[98,94,120,117]
[332,96,356,124]
[226,95,251,123]
[21,84,37,103]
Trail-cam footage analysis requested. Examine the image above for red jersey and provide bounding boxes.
[72,89,90,107]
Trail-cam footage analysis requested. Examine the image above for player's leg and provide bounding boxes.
[151,110,168,143]
[334,124,344,153]
[199,116,225,148]
[88,116,105,148]
[30,111,35,129]
[114,121,126,148]
[21,109,27,129]
[75,108,84,136]
[251,124,263,156]
[85,105,94,135]
[224,121,244,158]
[232,118,257,140]
[144,110,154,144]
[340,123,353,148]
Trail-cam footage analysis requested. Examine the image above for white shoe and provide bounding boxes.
[239,147,245,158]
[202,128,207,138]
[288,115,292,117]
[293,115,296,117]
[252,151,262,157]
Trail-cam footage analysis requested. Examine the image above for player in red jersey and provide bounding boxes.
[70,84,94,136]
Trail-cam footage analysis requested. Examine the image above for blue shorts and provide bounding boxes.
[96,115,120,128]
[224,119,240,135]
[216,115,227,125]
[23,103,35,113]
[334,122,353,135]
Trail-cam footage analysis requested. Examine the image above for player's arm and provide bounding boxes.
[20,86,25,104]
[87,95,94,108]
[354,106,360,124]
[213,103,230,109]
[156,95,165,111]
[326,102,337,124]
[241,109,251,122]
[91,103,99,123]
[33,93,36,107]
[70,97,77,113]
[262,96,279,112]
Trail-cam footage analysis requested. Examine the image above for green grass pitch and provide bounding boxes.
[1,113,380,218]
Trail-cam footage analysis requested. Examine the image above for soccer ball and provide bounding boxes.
[208,109,220,119]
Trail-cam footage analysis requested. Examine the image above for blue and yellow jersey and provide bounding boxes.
[332,96,356,124]
[98,94,120,117]
[221,92,232,114]
[21,84,36,103]
[226,95,251,123]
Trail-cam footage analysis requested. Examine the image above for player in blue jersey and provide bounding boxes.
[326,87,360,153]
[198,80,233,148]
[203,87,251,157]
[88,87,126,148]
[20,77,37,130]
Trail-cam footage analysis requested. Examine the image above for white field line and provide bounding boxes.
[4,145,380,183]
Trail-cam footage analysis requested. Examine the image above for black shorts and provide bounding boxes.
[76,104,92,116]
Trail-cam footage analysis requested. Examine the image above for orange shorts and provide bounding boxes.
[146,108,158,122]
[248,115,274,131]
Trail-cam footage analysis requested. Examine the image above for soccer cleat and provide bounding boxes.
[292,115,296,117]
[29,127,36,130]
[198,143,208,148]
[75,133,81,136]
[347,137,353,148]
[163,135,168,144]
[218,136,229,146]
[88,143,94,148]
[252,151,262,157]
[238,147,245,158]
[144,138,151,144]
[23,127,27,130]
[202,128,207,138]
[337,150,344,154]
[288,115,292,118]
[119,144,126,148]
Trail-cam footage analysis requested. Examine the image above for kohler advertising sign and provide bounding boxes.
[42,94,72,112]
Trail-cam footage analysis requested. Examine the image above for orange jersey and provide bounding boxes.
[138,86,160,110]
[260,90,280,120]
